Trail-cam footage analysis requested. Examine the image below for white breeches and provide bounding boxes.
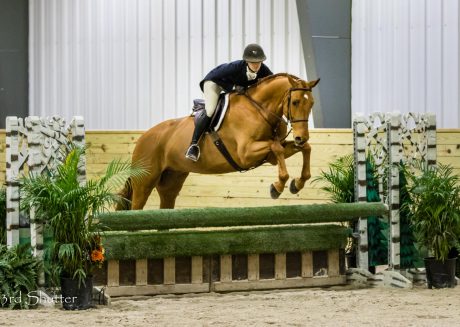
[203,81,223,118]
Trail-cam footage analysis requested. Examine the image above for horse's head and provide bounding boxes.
[283,77,320,146]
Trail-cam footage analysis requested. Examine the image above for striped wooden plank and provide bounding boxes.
[101,248,348,297]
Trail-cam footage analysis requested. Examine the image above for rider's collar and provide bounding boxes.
[247,66,258,73]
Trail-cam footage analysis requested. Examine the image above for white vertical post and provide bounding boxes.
[353,114,368,271]
[70,116,86,185]
[5,117,20,247]
[387,113,401,269]
[26,117,45,286]
[425,113,437,167]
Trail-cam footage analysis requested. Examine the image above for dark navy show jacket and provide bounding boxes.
[200,60,273,92]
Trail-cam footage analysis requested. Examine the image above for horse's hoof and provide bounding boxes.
[270,184,281,199]
[289,179,300,194]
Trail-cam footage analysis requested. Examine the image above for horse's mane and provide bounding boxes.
[248,72,304,89]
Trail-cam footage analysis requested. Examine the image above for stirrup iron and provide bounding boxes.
[185,144,200,162]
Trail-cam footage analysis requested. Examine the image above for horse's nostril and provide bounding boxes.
[294,136,306,147]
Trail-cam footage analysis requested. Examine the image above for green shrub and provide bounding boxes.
[0,244,42,309]
[312,154,355,204]
[403,162,460,261]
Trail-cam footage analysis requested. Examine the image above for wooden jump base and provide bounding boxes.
[94,203,388,297]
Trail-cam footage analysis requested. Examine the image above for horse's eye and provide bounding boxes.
[292,100,300,106]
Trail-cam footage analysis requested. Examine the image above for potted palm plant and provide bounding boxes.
[403,162,460,288]
[20,145,146,309]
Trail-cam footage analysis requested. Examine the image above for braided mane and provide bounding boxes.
[248,72,304,89]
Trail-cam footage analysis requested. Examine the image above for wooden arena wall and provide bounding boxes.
[0,129,459,209]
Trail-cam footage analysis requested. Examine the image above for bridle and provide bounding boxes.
[285,87,312,124]
[243,86,312,130]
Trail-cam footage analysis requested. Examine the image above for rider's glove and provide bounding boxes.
[234,85,246,95]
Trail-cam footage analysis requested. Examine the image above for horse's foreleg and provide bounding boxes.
[269,140,289,199]
[282,141,311,194]
[241,140,289,199]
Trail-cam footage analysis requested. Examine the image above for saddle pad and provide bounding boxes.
[192,94,230,132]
[212,94,229,131]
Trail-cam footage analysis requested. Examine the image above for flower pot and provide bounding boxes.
[60,275,93,310]
[424,257,457,289]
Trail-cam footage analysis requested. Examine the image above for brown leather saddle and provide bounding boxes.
[191,93,227,131]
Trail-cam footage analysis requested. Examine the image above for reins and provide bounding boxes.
[242,85,312,140]
[242,93,283,128]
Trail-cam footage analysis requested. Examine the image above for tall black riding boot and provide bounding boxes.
[185,115,212,161]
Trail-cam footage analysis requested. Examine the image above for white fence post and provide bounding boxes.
[26,117,44,284]
[353,114,369,271]
[387,113,401,269]
[5,117,21,247]
[71,116,86,185]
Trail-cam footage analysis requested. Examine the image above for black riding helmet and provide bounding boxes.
[242,44,266,62]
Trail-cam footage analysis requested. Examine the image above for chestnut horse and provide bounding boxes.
[118,73,319,209]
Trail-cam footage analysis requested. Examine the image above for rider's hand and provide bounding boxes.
[234,85,246,95]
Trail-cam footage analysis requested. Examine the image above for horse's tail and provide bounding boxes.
[116,178,133,211]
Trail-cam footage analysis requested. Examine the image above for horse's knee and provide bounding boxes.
[270,141,284,155]
[265,152,278,165]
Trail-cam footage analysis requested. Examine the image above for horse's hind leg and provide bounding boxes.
[156,170,190,209]
[131,172,161,210]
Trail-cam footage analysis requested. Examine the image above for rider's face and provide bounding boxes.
[247,61,262,73]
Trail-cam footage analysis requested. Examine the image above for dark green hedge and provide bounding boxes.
[98,202,388,231]
[103,224,350,260]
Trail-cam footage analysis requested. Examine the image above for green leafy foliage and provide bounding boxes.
[312,154,355,204]
[398,164,420,268]
[312,154,356,259]
[403,162,460,262]
[0,244,42,309]
[20,145,147,285]
[365,158,388,267]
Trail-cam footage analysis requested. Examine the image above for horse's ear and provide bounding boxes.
[308,78,320,88]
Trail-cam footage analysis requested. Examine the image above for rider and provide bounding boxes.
[185,43,273,161]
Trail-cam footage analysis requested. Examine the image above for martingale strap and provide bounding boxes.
[209,131,266,173]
